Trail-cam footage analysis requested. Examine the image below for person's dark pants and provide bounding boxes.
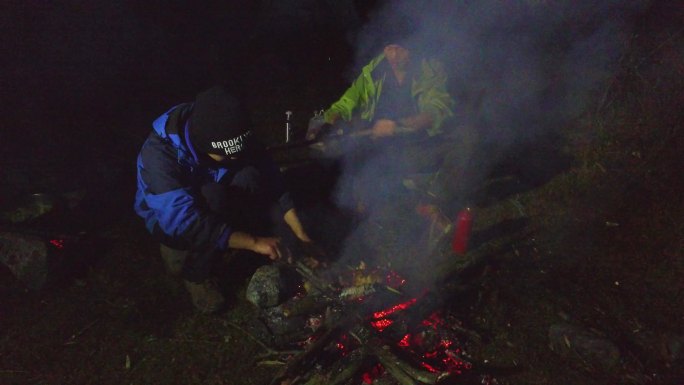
[339,125,481,215]
[426,125,482,212]
[340,135,447,211]
[153,166,279,283]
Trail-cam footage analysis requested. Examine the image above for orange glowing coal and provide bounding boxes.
[372,298,417,319]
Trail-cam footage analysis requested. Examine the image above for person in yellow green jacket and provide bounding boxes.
[316,43,456,139]
[313,41,465,214]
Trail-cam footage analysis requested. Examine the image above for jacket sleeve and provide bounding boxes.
[138,140,232,251]
[415,59,456,136]
[248,142,295,214]
[324,71,368,124]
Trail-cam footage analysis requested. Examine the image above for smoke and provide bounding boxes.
[330,0,649,272]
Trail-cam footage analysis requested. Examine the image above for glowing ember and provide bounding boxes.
[376,310,475,378]
[361,372,373,384]
[397,334,411,347]
[361,364,384,384]
[372,298,417,319]
[420,362,440,373]
[421,311,445,329]
[370,318,394,331]
[305,271,479,384]
[49,239,65,249]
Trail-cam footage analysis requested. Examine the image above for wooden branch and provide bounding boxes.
[224,320,303,359]
[270,324,347,385]
[370,342,448,385]
[370,344,418,385]
[293,260,337,293]
[327,350,366,385]
[281,295,335,318]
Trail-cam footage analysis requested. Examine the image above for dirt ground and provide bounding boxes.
[2,2,683,385]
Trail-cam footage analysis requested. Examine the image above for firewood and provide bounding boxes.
[370,343,419,385]
[370,342,447,385]
[301,373,327,385]
[270,323,349,385]
[293,260,337,293]
[281,295,336,318]
[339,284,376,300]
[326,349,366,385]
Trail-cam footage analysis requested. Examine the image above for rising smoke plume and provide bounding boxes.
[331,0,650,272]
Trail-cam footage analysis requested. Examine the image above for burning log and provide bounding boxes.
[267,284,477,385]
[259,230,491,385]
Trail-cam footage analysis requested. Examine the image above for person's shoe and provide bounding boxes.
[183,279,225,314]
[159,244,188,276]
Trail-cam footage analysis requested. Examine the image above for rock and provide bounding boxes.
[632,330,684,365]
[665,334,684,363]
[246,264,283,308]
[1,193,56,223]
[261,305,309,338]
[548,323,621,372]
[0,232,49,289]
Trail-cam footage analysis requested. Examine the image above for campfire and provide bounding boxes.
[255,257,494,385]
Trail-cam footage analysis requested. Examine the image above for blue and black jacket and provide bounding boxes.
[134,103,293,251]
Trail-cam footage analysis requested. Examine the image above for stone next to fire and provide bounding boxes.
[246,264,283,308]
[548,323,621,371]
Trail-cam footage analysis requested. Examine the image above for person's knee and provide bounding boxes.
[159,243,189,276]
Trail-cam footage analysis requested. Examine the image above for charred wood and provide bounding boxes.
[281,295,336,318]
[270,319,355,385]
[369,341,447,385]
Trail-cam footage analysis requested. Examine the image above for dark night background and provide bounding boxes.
[2,0,369,184]
[1,1,683,384]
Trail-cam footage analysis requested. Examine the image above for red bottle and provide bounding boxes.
[452,207,473,254]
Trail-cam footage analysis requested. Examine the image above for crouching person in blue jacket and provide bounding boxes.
[135,85,313,313]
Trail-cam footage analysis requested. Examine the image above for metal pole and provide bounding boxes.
[285,110,292,143]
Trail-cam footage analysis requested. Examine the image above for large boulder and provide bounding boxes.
[0,232,49,289]
[548,323,621,372]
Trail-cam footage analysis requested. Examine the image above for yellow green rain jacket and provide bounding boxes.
[324,53,455,137]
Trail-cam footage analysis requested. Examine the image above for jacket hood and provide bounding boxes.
[152,103,193,147]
